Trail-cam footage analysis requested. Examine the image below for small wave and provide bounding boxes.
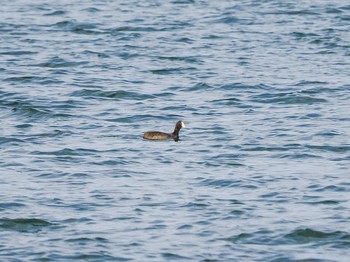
[54,20,102,35]
[337,15,350,22]
[111,26,167,33]
[177,224,193,230]
[31,148,100,156]
[82,7,101,13]
[149,67,196,75]
[340,5,350,11]
[220,83,272,91]
[200,178,256,189]
[295,80,328,86]
[250,92,328,104]
[65,237,109,243]
[314,200,340,205]
[178,82,215,92]
[314,184,350,192]
[222,230,273,245]
[4,76,46,83]
[213,153,245,166]
[222,228,350,246]
[0,218,53,233]
[284,228,349,244]
[326,8,342,14]
[111,25,140,32]
[11,106,49,117]
[162,253,191,260]
[0,137,24,145]
[277,153,322,159]
[171,0,195,4]
[71,89,155,101]
[55,253,128,261]
[155,55,202,64]
[44,10,66,16]
[306,145,350,153]
[314,130,341,137]
[291,31,320,40]
[282,10,320,16]
[214,16,252,25]
[36,56,88,68]
[161,105,196,112]
[210,97,242,106]
[182,201,210,209]
[11,105,72,119]
[0,50,37,56]
[107,114,176,123]
[242,146,287,152]
[0,202,26,210]
[92,159,135,166]
[15,123,32,129]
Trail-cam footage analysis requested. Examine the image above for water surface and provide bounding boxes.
[1,0,350,261]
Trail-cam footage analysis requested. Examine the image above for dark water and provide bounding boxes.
[1,0,350,261]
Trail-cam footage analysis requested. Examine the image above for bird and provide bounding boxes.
[143,120,185,142]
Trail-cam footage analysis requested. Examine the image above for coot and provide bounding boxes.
[143,121,185,142]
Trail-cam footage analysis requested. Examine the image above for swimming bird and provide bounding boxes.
[143,121,185,142]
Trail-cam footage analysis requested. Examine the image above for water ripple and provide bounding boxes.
[250,93,328,104]
[70,89,157,100]
[1,0,349,261]
[0,218,53,233]
[284,228,350,245]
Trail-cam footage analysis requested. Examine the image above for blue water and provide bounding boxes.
[1,0,350,261]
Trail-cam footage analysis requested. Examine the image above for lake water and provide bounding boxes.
[1,0,350,261]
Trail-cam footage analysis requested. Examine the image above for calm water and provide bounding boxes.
[1,0,350,261]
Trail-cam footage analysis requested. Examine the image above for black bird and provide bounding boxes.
[143,121,185,142]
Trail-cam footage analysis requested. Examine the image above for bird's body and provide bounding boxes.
[143,131,172,140]
[143,121,185,142]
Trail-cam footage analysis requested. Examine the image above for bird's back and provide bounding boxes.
[143,131,172,140]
